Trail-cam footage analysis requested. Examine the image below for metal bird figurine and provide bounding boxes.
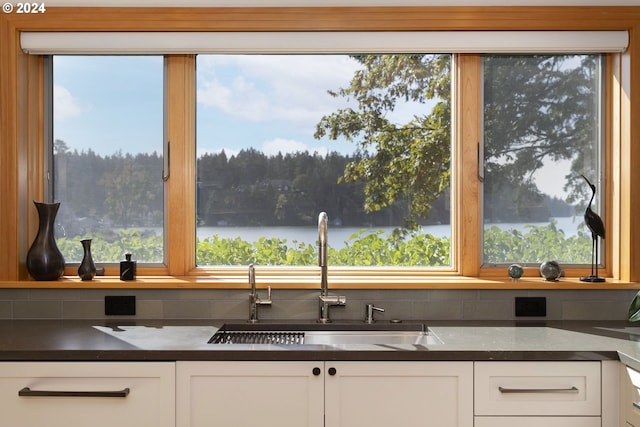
[580,174,605,282]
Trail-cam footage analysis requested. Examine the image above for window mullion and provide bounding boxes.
[456,54,482,277]
[165,55,197,276]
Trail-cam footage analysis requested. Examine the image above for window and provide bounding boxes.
[195,54,452,267]
[4,7,635,286]
[52,56,164,264]
[48,53,608,273]
[482,54,604,267]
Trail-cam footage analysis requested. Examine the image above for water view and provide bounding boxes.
[196,216,584,250]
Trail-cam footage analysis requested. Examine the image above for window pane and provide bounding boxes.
[53,56,164,264]
[196,54,452,267]
[482,54,603,266]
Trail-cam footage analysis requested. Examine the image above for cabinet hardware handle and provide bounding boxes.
[312,367,321,376]
[328,367,337,376]
[498,386,578,394]
[633,401,640,410]
[18,387,130,398]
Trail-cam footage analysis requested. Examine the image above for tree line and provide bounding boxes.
[196,148,449,227]
[53,139,571,238]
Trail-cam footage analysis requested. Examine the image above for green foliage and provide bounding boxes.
[195,229,450,267]
[57,229,164,264]
[483,55,603,228]
[57,221,589,268]
[628,292,640,322]
[331,230,450,266]
[195,235,316,266]
[315,55,452,229]
[483,221,591,265]
[316,54,601,230]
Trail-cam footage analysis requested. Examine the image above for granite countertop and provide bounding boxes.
[2,319,640,368]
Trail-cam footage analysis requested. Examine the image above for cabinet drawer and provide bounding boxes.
[622,364,640,426]
[474,361,601,416]
[475,416,601,427]
[0,362,175,427]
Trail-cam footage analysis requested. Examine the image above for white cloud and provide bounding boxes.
[197,55,359,126]
[198,76,269,121]
[53,84,85,120]
[262,138,328,157]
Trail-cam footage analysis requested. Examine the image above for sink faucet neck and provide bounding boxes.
[317,212,345,323]
[248,264,272,323]
[318,212,329,296]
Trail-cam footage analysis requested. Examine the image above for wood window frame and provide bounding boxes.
[1,6,638,289]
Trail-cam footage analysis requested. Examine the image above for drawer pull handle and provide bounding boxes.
[633,401,640,410]
[498,386,579,394]
[18,387,130,398]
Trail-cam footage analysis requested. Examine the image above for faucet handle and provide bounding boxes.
[365,303,385,324]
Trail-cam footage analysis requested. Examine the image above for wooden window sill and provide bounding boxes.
[0,276,637,289]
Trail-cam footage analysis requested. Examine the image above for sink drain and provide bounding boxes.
[209,331,305,345]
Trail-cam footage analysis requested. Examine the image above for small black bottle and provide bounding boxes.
[119,253,136,281]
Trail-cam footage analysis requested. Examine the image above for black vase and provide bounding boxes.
[77,239,96,281]
[26,201,65,281]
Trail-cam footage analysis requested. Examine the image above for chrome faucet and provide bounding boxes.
[248,263,271,323]
[318,212,346,323]
[364,304,385,324]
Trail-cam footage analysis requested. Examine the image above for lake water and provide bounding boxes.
[196,216,584,249]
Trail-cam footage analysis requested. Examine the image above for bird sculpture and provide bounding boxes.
[580,174,605,282]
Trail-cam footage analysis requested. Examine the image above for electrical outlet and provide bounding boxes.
[515,297,546,317]
[105,295,136,316]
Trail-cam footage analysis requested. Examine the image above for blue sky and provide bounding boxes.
[54,55,362,158]
[54,56,164,155]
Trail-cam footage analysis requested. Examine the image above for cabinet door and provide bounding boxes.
[324,361,473,427]
[0,362,175,427]
[622,364,640,427]
[176,361,323,427]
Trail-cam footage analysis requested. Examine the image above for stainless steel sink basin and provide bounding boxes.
[303,329,441,345]
[208,322,442,346]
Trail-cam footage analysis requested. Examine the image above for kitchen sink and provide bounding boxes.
[208,322,442,346]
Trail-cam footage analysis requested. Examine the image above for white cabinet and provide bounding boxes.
[324,361,473,427]
[474,361,601,427]
[621,363,640,427]
[176,361,473,427]
[176,361,324,427]
[0,362,175,427]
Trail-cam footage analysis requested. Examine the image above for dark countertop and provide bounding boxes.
[3,319,640,365]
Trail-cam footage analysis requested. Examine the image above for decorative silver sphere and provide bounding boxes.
[508,264,524,281]
[540,260,562,281]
